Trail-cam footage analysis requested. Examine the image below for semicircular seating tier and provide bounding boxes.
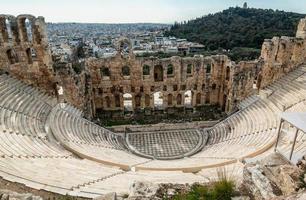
[0,65,305,197]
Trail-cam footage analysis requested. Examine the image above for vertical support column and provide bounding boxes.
[17,17,27,43]
[289,128,299,161]
[274,119,284,152]
[10,17,20,45]
[0,16,9,43]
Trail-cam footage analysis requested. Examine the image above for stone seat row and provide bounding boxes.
[0,75,56,107]
[0,157,123,198]
[0,107,46,137]
[0,127,71,158]
[50,107,126,150]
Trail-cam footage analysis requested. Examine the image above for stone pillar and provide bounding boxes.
[296,17,306,39]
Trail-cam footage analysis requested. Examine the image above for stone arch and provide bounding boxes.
[123,93,132,111]
[104,96,111,108]
[5,18,13,42]
[167,94,173,106]
[117,37,132,55]
[154,65,163,82]
[184,90,192,106]
[226,66,230,81]
[153,91,163,109]
[122,65,130,76]
[18,16,34,42]
[196,93,201,105]
[25,18,33,42]
[176,94,182,105]
[145,94,150,107]
[26,48,36,64]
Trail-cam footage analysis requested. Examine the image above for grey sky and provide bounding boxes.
[1,0,306,23]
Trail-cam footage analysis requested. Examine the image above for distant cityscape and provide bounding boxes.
[47,23,205,62]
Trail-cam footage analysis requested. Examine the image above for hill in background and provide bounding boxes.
[165,7,305,61]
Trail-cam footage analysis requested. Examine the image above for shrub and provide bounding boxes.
[171,168,235,200]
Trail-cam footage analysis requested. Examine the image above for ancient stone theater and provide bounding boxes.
[0,14,306,198]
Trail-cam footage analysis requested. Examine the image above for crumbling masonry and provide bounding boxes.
[1,14,306,119]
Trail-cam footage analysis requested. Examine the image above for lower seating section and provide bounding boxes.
[76,170,204,197]
[0,66,305,197]
[0,157,123,198]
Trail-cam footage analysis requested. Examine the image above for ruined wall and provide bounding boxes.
[53,62,93,117]
[0,15,55,93]
[85,52,254,115]
[258,17,306,89]
[2,14,306,120]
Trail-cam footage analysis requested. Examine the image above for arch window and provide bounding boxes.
[154,65,163,82]
[122,66,130,76]
[167,64,174,76]
[143,64,150,75]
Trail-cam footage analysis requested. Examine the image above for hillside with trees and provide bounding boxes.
[165,7,305,61]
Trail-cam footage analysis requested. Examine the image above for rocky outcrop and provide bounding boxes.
[241,153,302,200]
[0,190,43,200]
[127,181,159,199]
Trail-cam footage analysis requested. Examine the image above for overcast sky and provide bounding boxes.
[1,0,306,23]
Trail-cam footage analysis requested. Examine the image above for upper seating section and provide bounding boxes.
[0,73,71,158]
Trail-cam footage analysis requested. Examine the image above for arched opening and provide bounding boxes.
[25,18,33,42]
[196,93,201,105]
[6,49,17,64]
[154,65,163,82]
[206,63,212,74]
[122,66,130,76]
[145,94,150,107]
[167,94,173,106]
[184,90,192,107]
[143,64,150,75]
[205,92,210,104]
[100,66,110,77]
[114,95,120,107]
[153,92,163,109]
[167,64,174,76]
[187,64,193,75]
[202,84,206,91]
[26,48,33,64]
[118,39,131,55]
[226,66,230,81]
[123,93,133,111]
[135,94,141,108]
[105,96,111,108]
[5,19,13,42]
[176,94,182,105]
[222,94,227,111]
